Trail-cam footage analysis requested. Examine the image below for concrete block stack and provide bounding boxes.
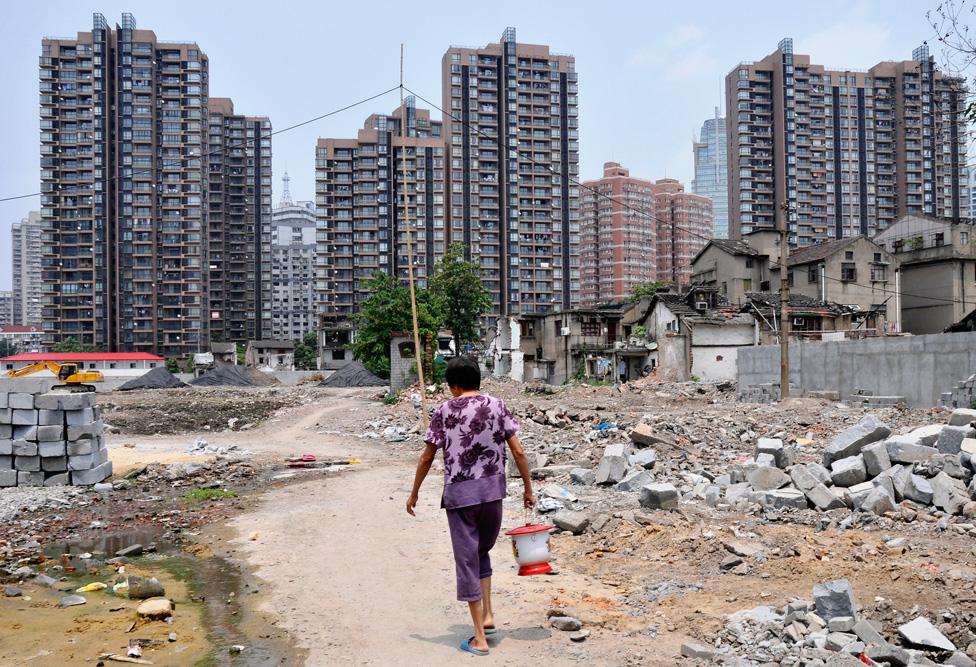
[0,387,111,487]
[941,372,976,409]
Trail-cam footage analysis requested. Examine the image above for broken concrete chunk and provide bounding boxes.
[755,437,794,468]
[764,488,808,510]
[866,643,910,666]
[747,465,791,491]
[813,579,857,621]
[948,408,976,426]
[861,441,892,477]
[938,425,975,455]
[628,449,657,470]
[945,652,976,667]
[614,469,653,493]
[680,643,716,660]
[897,616,956,652]
[552,511,590,535]
[58,594,86,608]
[569,468,595,486]
[931,472,969,515]
[136,597,174,620]
[549,615,582,632]
[805,483,846,510]
[831,455,868,488]
[594,444,628,485]
[860,486,897,515]
[823,415,890,465]
[903,474,934,505]
[628,423,673,448]
[790,464,821,492]
[852,618,885,646]
[886,437,939,465]
[639,483,679,510]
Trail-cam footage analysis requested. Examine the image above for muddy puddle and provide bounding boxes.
[2,528,295,666]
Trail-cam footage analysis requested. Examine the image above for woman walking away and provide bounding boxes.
[406,356,536,657]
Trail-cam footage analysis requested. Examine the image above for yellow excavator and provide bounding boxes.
[6,361,104,392]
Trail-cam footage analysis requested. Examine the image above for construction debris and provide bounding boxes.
[116,367,187,391]
[319,362,386,388]
[190,364,279,387]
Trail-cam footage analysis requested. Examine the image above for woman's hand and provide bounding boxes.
[523,491,536,509]
[406,492,419,516]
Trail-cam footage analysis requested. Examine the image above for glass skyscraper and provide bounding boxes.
[692,108,729,239]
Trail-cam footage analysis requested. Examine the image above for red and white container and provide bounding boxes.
[505,523,554,576]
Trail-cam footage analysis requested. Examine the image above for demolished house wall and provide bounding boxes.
[738,331,976,407]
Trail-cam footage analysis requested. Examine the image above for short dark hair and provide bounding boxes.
[445,356,481,391]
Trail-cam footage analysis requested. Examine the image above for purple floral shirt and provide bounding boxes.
[424,394,518,509]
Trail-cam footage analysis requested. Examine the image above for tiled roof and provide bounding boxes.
[787,237,860,266]
[0,324,43,334]
[710,239,763,257]
[741,292,851,316]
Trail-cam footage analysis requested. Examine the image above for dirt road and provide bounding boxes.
[224,392,640,666]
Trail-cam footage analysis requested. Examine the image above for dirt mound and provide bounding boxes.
[190,364,280,387]
[117,366,188,391]
[320,362,387,388]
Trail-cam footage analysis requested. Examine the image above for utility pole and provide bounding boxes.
[778,201,791,400]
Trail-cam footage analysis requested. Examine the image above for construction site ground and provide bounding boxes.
[1,380,974,666]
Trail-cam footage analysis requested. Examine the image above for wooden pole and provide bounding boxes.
[779,202,790,400]
[401,45,429,428]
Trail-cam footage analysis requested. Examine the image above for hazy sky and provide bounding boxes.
[0,0,946,291]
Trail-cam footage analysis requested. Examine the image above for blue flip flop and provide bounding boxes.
[484,625,497,636]
[460,638,489,657]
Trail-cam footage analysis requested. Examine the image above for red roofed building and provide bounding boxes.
[0,324,44,355]
[1,351,164,377]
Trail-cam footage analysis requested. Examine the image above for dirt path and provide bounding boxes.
[225,394,640,666]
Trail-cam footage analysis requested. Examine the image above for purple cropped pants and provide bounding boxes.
[445,499,504,601]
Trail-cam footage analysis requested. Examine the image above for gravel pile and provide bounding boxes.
[320,362,386,388]
[117,367,187,391]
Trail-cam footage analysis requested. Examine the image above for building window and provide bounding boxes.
[808,265,818,283]
[935,232,945,247]
[870,265,887,282]
[580,320,601,336]
[841,263,857,282]
[130,362,136,369]
[554,319,563,335]
[962,231,969,245]
[873,252,882,262]
[332,349,345,360]
[845,251,854,260]
[788,271,794,287]
[745,258,754,268]
[743,278,753,292]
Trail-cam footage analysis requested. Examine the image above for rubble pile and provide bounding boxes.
[319,362,386,388]
[1,388,111,487]
[686,579,976,666]
[710,412,976,521]
[189,364,279,387]
[117,366,187,391]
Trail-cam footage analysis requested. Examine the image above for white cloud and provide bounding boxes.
[797,22,893,69]
[628,24,717,81]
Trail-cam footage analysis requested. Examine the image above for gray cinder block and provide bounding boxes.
[41,456,67,472]
[38,441,66,457]
[15,455,41,472]
[70,460,112,486]
[8,393,35,410]
[12,440,37,456]
[11,410,38,426]
[37,409,64,426]
[65,408,94,426]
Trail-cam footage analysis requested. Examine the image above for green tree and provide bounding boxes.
[429,242,493,354]
[630,280,670,302]
[0,338,14,358]
[52,337,96,353]
[294,332,319,370]
[165,358,180,374]
[352,271,440,379]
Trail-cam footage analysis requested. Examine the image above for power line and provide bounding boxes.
[0,85,400,203]
[404,85,976,311]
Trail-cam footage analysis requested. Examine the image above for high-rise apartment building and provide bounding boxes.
[727,39,968,246]
[40,13,208,355]
[442,28,580,316]
[11,211,44,325]
[271,174,317,340]
[315,100,445,320]
[693,108,729,239]
[579,162,656,306]
[40,13,268,356]
[206,97,273,344]
[0,292,14,327]
[653,179,713,285]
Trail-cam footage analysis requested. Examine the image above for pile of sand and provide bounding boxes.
[190,364,280,387]
[319,362,386,388]
[117,366,188,391]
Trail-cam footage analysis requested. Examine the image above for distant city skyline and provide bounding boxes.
[0,0,949,290]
